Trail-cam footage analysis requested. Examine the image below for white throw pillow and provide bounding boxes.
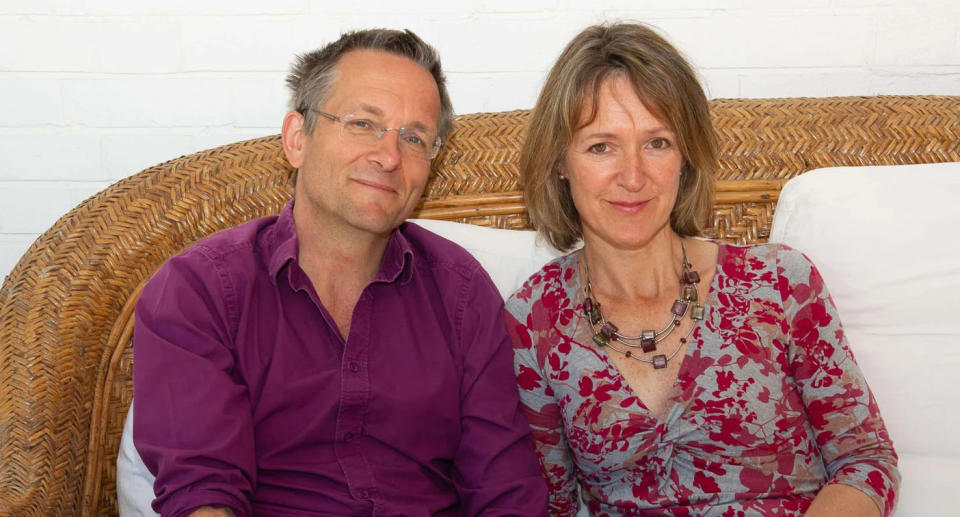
[769,162,960,516]
[117,403,159,517]
[117,220,563,514]
[408,219,566,298]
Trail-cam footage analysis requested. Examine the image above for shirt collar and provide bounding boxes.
[264,199,415,286]
[266,199,299,284]
[376,223,415,285]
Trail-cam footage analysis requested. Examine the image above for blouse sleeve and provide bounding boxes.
[776,246,900,516]
[504,295,579,517]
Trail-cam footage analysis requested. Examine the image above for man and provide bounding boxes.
[133,29,547,517]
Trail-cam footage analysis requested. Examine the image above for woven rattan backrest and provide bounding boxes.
[1,96,958,516]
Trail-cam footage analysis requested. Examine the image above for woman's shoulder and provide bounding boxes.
[715,240,814,276]
[713,241,827,309]
[504,250,580,316]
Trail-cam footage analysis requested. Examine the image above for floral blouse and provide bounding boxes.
[505,242,899,516]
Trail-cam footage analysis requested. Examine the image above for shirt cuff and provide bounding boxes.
[162,490,249,517]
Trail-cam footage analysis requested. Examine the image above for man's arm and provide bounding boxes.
[189,507,237,517]
[452,267,548,516]
[134,250,255,517]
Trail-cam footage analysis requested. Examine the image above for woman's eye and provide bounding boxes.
[587,143,610,153]
[649,138,670,149]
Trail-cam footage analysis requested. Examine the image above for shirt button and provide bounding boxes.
[349,362,359,373]
[343,432,353,442]
[358,489,370,499]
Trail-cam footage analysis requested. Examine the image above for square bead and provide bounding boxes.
[652,355,667,369]
[683,285,698,302]
[691,304,706,321]
[670,299,688,316]
[683,269,700,284]
[601,322,618,338]
[641,329,656,352]
[586,301,602,325]
[592,332,609,347]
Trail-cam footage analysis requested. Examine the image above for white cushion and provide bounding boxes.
[118,220,563,514]
[117,403,159,517]
[895,453,960,517]
[409,219,565,299]
[769,162,960,515]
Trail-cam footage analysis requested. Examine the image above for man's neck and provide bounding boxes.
[292,201,393,338]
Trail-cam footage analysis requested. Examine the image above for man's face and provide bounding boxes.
[287,49,442,238]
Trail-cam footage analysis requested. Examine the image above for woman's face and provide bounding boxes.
[563,75,684,252]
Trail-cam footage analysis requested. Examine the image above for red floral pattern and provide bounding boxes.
[506,243,899,516]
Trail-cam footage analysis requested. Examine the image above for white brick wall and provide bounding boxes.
[2,0,959,280]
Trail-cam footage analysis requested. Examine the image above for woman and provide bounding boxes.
[506,23,899,516]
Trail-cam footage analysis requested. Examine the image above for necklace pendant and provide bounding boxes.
[600,322,618,338]
[691,304,706,321]
[584,299,603,325]
[652,354,667,369]
[670,299,688,317]
[683,269,700,284]
[683,285,698,302]
[640,330,656,352]
[592,332,609,348]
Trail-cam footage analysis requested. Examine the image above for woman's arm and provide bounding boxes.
[505,304,579,517]
[777,245,900,517]
[804,484,880,517]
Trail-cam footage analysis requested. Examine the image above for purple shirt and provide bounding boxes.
[133,201,547,517]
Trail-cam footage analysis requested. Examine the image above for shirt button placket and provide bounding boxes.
[335,294,378,508]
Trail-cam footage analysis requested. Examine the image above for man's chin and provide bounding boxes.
[345,210,407,237]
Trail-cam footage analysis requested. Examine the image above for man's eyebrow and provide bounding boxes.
[356,103,385,117]
[356,102,433,133]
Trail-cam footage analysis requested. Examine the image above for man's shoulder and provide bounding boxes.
[186,215,280,263]
[146,213,282,291]
[171,215,277,267]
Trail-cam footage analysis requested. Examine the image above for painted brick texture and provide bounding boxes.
[1,0,958,278]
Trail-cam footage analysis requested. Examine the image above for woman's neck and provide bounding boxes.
[581,228,686,304]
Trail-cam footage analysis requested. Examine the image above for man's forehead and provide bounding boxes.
[331,50,435,93]
[325,50,441,125]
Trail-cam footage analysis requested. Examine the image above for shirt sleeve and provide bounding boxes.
[777,245,900,516]
[451,265,549,517]
[133,248,255,517]
[504,291,579,517]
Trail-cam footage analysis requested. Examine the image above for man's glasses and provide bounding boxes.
[308,109,442,160]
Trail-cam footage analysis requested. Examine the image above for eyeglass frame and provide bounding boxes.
[305,108,443,160]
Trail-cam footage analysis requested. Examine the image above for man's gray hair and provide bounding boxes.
[286,28,454,141]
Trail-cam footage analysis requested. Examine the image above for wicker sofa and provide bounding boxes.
[1,96,959,517]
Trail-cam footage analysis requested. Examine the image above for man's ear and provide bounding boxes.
[281,110,306,169]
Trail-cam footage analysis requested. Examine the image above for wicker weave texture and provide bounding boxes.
[1,96,959,516]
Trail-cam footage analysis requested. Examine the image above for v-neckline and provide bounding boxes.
[569,243,723,427]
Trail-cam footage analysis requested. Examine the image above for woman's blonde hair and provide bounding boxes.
[521,23,717,251]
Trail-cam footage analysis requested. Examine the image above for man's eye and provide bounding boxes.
[587,143,610,153]
[346,119,376,132]
[402,132,427,148]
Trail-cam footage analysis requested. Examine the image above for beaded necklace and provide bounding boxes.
[582,240,705,369]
